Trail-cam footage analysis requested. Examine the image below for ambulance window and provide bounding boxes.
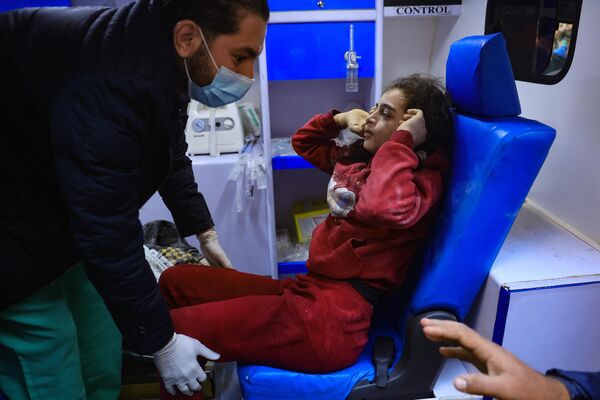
[485,0,582,84]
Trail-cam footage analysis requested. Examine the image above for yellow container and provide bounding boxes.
[292,198,330,243]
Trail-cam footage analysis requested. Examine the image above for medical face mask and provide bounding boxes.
[184,28,254,107]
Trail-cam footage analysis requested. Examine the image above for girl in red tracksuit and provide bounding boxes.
[158,74,453,398]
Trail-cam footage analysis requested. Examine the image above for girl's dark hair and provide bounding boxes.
[384,74,453,155]
[165,0,270,42]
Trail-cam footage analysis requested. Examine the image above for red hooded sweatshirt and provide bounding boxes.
[292,111,448,290]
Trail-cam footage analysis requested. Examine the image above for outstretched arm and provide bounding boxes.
[421,318,570,400]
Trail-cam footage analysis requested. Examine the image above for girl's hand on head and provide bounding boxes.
[347,109,368,136]
[334,109,369,136]
[398,109,426,148]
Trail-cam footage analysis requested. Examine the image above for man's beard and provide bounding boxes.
[187,43,217,87]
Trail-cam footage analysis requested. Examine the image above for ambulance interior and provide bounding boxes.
[1,0,597,399]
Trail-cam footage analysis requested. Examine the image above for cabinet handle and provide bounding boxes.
[317,0,325,8]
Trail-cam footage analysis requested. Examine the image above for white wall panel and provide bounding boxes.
[517,1,600,244]
[382,17,437,87]
[427,0,600,244]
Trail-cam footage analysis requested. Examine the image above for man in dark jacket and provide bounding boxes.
[0,0,268,398]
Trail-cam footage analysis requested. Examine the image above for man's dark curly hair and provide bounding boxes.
[384,74,453,155]
[165,0,270,42]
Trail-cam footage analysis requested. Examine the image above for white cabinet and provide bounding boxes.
[139,154,273,276]
[467,203,600,373]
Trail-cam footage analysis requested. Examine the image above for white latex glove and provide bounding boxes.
[197,228,233,268]
[153,333,220,396]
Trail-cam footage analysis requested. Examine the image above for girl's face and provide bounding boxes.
[363,88,408,153]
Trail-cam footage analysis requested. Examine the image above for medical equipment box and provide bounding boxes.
[185,100,244,156]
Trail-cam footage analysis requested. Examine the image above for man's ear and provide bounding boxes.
[173,19,202,59]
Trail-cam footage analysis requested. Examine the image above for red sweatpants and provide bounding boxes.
[157,265,372,399]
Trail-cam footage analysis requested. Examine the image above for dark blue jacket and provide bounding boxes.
[0,0,213,354]
[547,369,600,400]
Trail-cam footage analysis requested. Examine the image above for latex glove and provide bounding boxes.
[153,333,220,396]
[397,109,427,148]
[197,228,233,268]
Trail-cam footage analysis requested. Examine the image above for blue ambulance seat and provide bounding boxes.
[238,33,556,400]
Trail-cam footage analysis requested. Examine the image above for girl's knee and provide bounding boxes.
[158,267,182,306]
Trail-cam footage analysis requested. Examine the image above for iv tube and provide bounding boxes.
[345,24,359,93]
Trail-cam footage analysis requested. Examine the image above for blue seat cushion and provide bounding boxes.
[238,352,373,400]
[238,320,405,400]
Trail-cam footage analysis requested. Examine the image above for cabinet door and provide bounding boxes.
[268,0,375,11]
[266,22,375,80]
[0,0,70,12]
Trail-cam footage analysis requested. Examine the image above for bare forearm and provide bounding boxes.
[541,376,570,400]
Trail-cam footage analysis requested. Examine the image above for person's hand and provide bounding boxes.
[197,228,233,268]
[153,333,220,396]
[398,109,426,148]
[334,109,369,135]
[421,318,570,400]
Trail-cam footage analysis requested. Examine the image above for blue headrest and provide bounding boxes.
[446,33,521,117]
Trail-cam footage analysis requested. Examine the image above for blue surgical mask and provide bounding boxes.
[184,28,254,107]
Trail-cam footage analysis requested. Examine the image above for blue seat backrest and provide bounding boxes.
[409,33,555,321]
